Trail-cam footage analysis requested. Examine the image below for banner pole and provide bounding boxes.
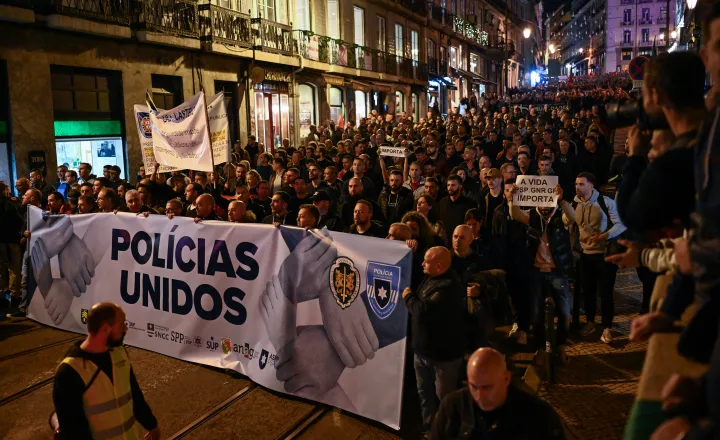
[200,90,217,189]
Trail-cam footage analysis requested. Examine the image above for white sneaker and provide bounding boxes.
[580,322,596,337]
[601,328,614,344]
[508,322,520,338]
[515,330,527,345]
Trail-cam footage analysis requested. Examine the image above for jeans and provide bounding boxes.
[0,243,22,297]
[580,252,618,328]
[532,269,571,346]
[413,354,462,431]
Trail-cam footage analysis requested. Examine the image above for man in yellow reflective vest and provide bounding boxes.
[53,302,160,440]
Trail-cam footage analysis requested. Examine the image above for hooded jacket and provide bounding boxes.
[565,189,626,255]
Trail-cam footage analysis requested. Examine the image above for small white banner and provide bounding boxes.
[151,92,214,172]
[379,146,407,158]
[513,175,559,208]
[207,92,230,166]
[134,104,177,174]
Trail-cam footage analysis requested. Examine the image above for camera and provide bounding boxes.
[605,98,669,130]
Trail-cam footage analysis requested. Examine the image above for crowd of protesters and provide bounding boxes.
[2,7,720,436]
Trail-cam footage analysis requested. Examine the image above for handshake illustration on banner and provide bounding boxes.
[30,215,97,325]
[259,229,381,409]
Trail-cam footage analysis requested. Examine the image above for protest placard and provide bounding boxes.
[379,146,407,157]
[512,175,559,208]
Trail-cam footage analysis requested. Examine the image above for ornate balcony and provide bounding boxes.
[36,0,132,26]
[199,4,252,47]
[135,0,199,38]
[385,54,398,76]
[253,17,293,56]
[398,56,413,78]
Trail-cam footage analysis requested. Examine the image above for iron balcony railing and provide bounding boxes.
[199,3,252,47]
[398,56,413,78]
[296,31,422,80]
[252,17,293,56]
[30,0,132,26]
[135,0,199,39]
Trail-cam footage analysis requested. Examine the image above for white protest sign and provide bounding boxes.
[134,104,177,174]
[207,92,230,166]
[513,175,559,207]
[151,92,214,172]
[379,146,407,158]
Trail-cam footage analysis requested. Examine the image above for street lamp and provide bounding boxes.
[687,0,697,9]
[549,44,556,54]
[671,30,677,39]
[579,47,584,54]
[523,28,531,39]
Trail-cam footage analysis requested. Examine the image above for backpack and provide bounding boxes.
[595,194,627,256]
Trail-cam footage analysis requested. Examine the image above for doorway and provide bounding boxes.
[254,90,290,153]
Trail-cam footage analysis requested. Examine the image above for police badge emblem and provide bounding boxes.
[80,309,89,324]
[136,112,152,139]
[329,257,361,309]
[259,349,269,370]
[366,262,401,319]
[221,338,232,355]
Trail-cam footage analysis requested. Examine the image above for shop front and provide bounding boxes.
[51,66,128,179]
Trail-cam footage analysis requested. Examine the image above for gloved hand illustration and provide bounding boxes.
[278,229,338,303]
[30,238,52,296]
[44,278,75,325]
[260,275,296,359]
[276,325,345,396]
[31,215,74,259]
[58,235,96,298]
[319,287,379,368]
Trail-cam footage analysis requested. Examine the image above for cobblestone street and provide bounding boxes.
[539,269,646,440]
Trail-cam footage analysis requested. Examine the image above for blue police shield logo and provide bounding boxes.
[137,112,152,139]
[259,349,269,370]
[367,261,401,319]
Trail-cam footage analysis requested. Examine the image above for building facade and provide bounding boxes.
[0,0,529,185]
[545,0,607,77]
[605,0,677,72]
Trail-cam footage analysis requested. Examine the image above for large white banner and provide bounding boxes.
[150,92,214,172]
[26,206,411,429]
[206,92,230,166]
